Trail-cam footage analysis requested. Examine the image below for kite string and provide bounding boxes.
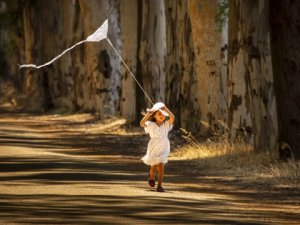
[106,38,154,105]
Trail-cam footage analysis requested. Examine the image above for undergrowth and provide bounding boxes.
[172,128,299,187]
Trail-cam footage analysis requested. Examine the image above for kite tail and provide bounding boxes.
[19,40,88,69]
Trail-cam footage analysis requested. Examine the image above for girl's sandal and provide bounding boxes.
[148,174,155,187]
[157,186,164,192]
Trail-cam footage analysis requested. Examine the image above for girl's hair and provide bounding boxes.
[148,111,157,122]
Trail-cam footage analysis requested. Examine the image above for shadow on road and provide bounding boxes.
[0,113,299,224]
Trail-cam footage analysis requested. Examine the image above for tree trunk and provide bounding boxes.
[78,0,120,115]
[39,0,75,110]
[0,1,25,110]
[165,0,201,132]
[139,0,166,108]
[270,0,300,159]
[187,0,227,135]
[228,0,278,153]
[22,3,44,111]
[119,0,138,122]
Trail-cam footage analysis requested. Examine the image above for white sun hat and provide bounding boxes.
[147,102,168,116]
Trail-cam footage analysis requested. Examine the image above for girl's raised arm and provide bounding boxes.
[140,111,153,128]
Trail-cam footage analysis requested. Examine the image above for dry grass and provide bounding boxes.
[171,128,299,187]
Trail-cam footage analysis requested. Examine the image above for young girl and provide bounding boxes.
[140,102,175,192]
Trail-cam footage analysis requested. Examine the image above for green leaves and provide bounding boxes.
[215,0,228,32]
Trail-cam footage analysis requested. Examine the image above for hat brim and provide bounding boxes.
[158,109,168,116]
[148,102,165,112]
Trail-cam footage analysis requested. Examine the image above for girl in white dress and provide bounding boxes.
[140,102,175,192]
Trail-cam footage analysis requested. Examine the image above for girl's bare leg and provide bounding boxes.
[157,163,165,187]
[149,165,158,180]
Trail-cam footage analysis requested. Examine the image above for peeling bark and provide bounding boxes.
[165,0,200,131]
[188,0,227,135]
[139,0,166,108]
[78,0,121,115]
[228,0,278,153]
[38,0,121,115]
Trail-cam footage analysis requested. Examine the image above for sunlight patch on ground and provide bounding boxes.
[1,113,299,224]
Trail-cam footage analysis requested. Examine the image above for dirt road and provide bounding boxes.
[0,113,299,224]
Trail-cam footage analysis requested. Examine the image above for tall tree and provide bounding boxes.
[139,0,166,108]
[188,0,227,135]
[22,1,45,111]
[119,0,138,122]
[228,0,278,153]
[270,0,300,159]
[78,0,120,115]
[165,0,201,131]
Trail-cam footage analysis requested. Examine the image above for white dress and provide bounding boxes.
[142,121,173,166]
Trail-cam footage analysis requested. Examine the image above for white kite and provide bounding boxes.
[19,19,108,69]
[19,19,154,104]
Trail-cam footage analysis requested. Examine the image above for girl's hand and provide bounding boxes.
[161,106,175,125]
[140,110,153,128]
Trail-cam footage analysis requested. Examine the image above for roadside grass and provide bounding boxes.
[171,129,299,188]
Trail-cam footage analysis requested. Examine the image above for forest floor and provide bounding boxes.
[0,113,299,224]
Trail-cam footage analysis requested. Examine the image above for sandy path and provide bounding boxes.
[0,113,299,224]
